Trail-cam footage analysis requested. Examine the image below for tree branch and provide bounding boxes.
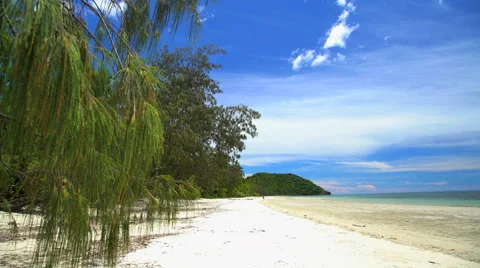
[80,0,125,69]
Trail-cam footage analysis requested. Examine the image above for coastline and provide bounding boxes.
[263,196,480,263]
[2,198,479,267]
[120,198,479,267]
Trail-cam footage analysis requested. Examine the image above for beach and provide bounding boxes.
[120,198,479,267]
[263,196,480,263]
[0,200,221,267]
[1,198,479,267]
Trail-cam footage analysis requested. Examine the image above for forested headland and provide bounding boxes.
[235,173,331,197]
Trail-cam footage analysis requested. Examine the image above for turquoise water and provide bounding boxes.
[311,191,480,207]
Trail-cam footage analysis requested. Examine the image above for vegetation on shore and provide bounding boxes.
[0,1,327,267]
[234,173,331,197]
[0,0,257,266]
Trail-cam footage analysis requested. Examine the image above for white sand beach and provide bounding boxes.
[263,196,480,263]
[119,198,479,268]
[1,198,478,267]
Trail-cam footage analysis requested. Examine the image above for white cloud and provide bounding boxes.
[338,157,480,172]
[405,181,448,186]
[426,181,448,186]
[200,14,215,23]
[291,48,300,56]
[323,2,358,49]
[311,53,329,66]
[335,53,346,61]
[338,10,350,21]
[219,41,480,161]
[197,4,215,23]
[287,1,357,70]
[339,161,392,170]
[438,0,444,4]
[346,2,355,11]
[240,155,304,166]
[89,0,127,18]
[314,180,376,193]
[357,184,376,190]
[291,50,316,70]
[336,0,347,6]
[324,21,359,49]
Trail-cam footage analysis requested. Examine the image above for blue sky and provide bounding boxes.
[91,0,480,194]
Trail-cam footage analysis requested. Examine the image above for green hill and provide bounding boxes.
[234,173,331,196]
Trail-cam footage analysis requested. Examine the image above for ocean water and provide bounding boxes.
[312,191,480,207]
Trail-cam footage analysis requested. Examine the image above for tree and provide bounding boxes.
[0,0,203,266]
[152,45,261,197]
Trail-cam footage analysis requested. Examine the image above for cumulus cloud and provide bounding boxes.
[290,50,330,70]
[324,21,359,49]
[336,0,346,6]
[291,50,316,70]
[346,2,355,11]
[89,0,127,18]
[223,41,480,163]
[311,53,330,66]
[323,1,358,49]
[338,10,350,21]
[288,0,358,70]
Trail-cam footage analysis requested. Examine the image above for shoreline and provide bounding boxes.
[120,198,479,267]
[263,196,480,263]
[2,198,479,267]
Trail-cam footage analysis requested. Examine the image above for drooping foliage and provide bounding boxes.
[152,45,261,198]
[236,173,332,196]
[0,0,203,266]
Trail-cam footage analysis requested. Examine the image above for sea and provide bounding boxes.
[313,191,480,207]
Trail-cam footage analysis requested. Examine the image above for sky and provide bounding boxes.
[91,0,480,194]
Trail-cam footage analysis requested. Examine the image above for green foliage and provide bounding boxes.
[236,173,331,196]
[0,0,204,266]
[151,45,261,198]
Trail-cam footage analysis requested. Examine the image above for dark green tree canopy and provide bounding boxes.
[238,173,331,196]
[152,45,261,197]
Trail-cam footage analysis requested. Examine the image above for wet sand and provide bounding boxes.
[263,196,480,263]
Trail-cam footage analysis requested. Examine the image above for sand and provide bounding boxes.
[263,197,480,263]
[119,198,479,268]
[0,200,221,267]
